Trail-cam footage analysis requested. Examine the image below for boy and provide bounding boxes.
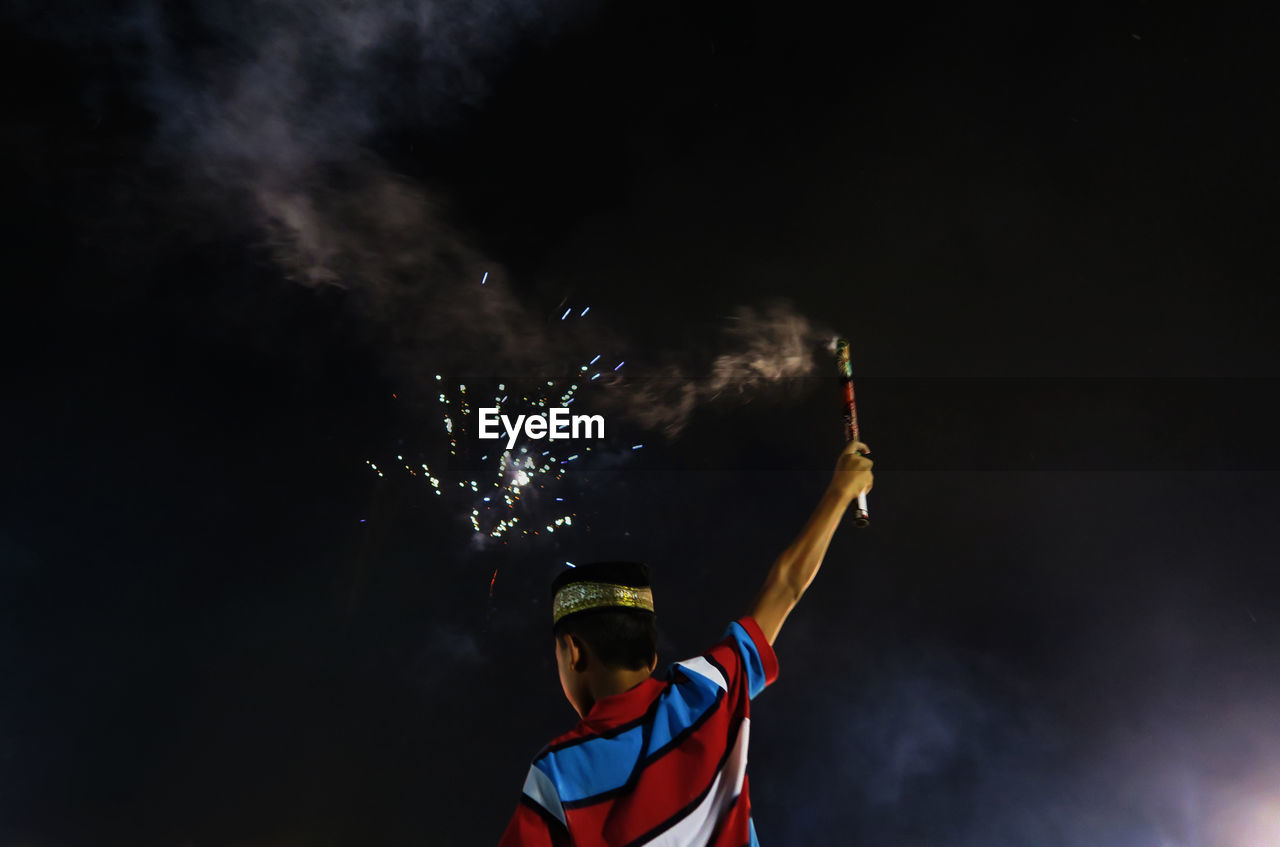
[499,441,874,846]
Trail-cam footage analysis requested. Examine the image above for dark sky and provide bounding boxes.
[3,1,1279,845]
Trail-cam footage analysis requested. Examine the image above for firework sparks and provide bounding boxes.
[365,349,631,544]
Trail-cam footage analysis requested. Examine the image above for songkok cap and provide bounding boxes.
[551,561,655,626]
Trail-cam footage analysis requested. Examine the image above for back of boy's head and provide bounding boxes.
[551,561,658,671]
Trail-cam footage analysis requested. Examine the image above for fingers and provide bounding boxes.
[834,442,873,497]
[836,441,873,483]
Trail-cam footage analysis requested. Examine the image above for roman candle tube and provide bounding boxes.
[835,338,870,527]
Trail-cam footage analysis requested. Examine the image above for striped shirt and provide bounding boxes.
[498,617,779,847]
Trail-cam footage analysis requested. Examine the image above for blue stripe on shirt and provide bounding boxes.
[727,620,769,699]
[536,725,642,804]
[535,665,724,803]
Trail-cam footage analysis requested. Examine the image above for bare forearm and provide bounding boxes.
[750,482,858,644]
[771,483,854,599]
[749,441,872,645]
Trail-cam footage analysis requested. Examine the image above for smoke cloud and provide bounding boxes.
[127,0,587,374]
[764,635,1280,847]
[13,0,832,432]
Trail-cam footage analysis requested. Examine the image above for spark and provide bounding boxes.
[580,307,590,316]
[481,271,489,285]
[561,308,571,320]
[614,361,625,371]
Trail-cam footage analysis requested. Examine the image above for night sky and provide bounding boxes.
[4,1,1279,845]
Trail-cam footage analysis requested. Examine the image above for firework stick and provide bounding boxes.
[835,338,870,527]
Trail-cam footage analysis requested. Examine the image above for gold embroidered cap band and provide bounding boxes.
[553,581,655,625]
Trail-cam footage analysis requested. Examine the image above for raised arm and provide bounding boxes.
[748,441,873,645]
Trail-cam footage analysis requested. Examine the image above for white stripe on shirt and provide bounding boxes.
[639,718,750,847]
[523,764,567,826]
[676,656,728,691]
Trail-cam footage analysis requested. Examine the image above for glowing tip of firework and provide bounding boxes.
[435,374,442,380]
[565,561,575,568]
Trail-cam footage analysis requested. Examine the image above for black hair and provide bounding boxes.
[552,561,658,671]
[554,609,658,670]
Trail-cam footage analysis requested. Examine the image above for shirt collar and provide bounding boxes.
[581,676,665,730]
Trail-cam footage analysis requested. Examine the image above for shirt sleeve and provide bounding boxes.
[696,616,779,700]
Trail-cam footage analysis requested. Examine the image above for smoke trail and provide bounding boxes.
[606,302,832,436]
